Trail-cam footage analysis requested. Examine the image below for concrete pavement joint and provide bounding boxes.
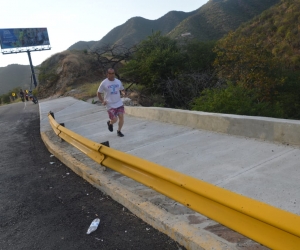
[126,130,196,153]
[215,148,296,186]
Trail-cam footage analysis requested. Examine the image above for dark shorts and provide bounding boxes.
[107,105,125,120]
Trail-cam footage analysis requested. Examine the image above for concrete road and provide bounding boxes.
[40,96,300,249]
[0,101,184,250]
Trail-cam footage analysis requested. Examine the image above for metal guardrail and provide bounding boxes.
[48,112,300,249]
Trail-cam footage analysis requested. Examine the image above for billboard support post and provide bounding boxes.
[27,50,38,88]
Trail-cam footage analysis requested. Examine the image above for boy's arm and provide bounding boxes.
[120,90,126,97]
[97,91,105,105]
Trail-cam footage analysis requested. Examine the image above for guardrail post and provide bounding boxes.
[100,141,110,147]
[59,123,65,142]
[49,111,55,119]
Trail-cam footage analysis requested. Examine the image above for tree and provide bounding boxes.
[120,33,220,108]
[162,71,217,109]
[183,40,217,71]
[120,31,186,94]
[0,94,11,104]
[90,43,137,78]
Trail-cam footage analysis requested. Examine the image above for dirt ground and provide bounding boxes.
[0,102,184,250]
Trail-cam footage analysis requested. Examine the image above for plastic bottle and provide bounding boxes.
[86,218,100,234]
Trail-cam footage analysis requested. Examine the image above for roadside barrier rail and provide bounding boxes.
[48,112,300,249]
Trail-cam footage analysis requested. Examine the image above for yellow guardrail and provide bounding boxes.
[48,112,300,249]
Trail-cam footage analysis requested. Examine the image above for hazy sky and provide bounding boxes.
[0,0,208,68]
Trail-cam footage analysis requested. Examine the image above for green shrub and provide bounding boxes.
[0,94,11,104]
[192,82,284,118]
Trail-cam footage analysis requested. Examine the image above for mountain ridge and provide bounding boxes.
[69,0,279,50]
[69,10,196,51]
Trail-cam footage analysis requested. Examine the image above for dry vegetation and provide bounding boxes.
[63,82,100,100]
[37,50,102,99]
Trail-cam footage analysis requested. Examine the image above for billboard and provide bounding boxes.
[0,28,50,49]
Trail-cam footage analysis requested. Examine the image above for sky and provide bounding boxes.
[0,0,208,68]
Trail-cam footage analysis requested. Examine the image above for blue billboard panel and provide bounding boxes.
[0,28,50,49]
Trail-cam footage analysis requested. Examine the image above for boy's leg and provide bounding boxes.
[107,109,118,132]
[110,116,118,124]
[117,113,124,132]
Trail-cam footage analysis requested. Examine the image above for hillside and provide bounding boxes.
[37,50,102,99]
[0,64,33,95]
[38,0,282,100]
[223,0,300,70]
[167,0,280,41]
[198,0,300,119]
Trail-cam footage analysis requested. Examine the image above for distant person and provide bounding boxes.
[97,68,126,137]
[19,89,25,102]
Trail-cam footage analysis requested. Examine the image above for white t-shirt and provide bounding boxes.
[98,78,124,109]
